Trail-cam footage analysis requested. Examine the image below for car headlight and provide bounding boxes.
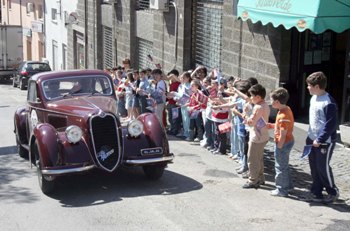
[127,119,144,137]
[65,125,83,143]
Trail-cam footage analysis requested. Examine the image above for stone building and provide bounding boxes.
[67,0,350,123]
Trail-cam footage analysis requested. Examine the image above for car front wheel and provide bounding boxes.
[34,141,55,194]
[16,136,28,158]
[143,164,166,180]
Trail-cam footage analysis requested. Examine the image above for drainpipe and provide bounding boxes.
[43,0,46,60]
[93,0,96,68]
[84,0,88,69]
[169,1,178,69]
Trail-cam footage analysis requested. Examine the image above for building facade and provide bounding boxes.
[44,0,78,70]
[1,0,45,62]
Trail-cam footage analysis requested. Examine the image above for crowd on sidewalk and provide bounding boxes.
[106,58,340,204]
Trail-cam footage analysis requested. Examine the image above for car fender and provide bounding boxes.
[122,113,170,158]
[31,123,59,167]
[14,106,29,144]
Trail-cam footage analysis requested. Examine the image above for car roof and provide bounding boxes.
[23,61,50,64]
[32,69,111,82]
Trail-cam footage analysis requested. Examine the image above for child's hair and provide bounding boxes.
[198,66,207,77]
[127,72,134,82]
[270,87,289,105]
[191,79,202,90]
[236,80,251,95]
[249,83,266,98]
[151,68,163,76]
[168,69,179,77]
[247,77,258,86]
[306,71,327,89]
[182,72,191,81]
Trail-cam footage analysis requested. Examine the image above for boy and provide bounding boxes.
[268,87,294,197]
[242,84,270,189]
[306,71,339,203]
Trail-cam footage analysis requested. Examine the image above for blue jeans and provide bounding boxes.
[274,140,294,195]
[230,118,239,156]
[181,106,190,138]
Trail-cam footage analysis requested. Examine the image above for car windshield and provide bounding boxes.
[42,75,113,100]
[26,63,51,71]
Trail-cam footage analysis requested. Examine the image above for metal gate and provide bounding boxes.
[192,0,224,70]
[103,26,113,69]
[138,38,153,69]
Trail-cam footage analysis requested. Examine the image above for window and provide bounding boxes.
[27,81,38,102]
[102,27,113,69]
[137,38,153,69]
[51,8,57,21]
[62,44,67,70]
[37,4,43,19]
[26,2,34,14]
[192,0,224,70]
[137,0,149,10]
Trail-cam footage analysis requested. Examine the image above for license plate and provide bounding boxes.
[141,147,163,155]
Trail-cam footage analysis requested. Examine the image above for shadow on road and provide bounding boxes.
[0,145,17,156]
[261,148,350,212]
[49,167,203,207]
[0,151,39,203]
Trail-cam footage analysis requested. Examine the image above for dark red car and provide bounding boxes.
[14,70,173,194]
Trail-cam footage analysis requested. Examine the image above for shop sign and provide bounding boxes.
[255,0,292,13]
[23,28,32,37]
[31,21,43,33]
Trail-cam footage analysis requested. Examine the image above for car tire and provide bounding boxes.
[19,79,25,90]
[16,136,28,158]
[13,77,17,87]
[34,141,55,194]
[143,164,166,180]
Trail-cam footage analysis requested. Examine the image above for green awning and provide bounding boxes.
[237,0,350,34]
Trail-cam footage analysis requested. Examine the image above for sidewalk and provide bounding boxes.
[264,122,350,205]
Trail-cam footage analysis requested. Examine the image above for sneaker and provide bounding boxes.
[213,150,225,155]
[242,182,260,189]
[236,168,248,174]
[185,137,193,141]
[323,192,340,204]
[242,172,249,179]
[232,154,239,160]
[207,146,213,151]
[194,138,201,142]
[302,192,324,202]
[270,189,287,197]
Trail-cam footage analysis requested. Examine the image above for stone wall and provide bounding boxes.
[222,0,291,93]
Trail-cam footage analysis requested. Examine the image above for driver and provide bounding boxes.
[46,80,60,99]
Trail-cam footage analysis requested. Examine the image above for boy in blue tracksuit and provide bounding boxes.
[306,71,339,203]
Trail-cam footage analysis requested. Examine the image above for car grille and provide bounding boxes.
[90,114,121,172]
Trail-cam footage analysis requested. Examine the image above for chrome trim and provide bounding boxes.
[124,155,174,165]
[89,113,122,172]
[41,165,95,175]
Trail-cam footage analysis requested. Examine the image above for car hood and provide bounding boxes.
[46,96,117,117]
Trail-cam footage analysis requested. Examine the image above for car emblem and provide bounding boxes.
[99,111,106,118]
[97,146,114,161]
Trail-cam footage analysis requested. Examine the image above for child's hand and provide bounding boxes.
[267,123,274,129]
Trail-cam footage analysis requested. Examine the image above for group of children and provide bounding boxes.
[106,61,339,203]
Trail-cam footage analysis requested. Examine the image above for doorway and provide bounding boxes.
[292,30,346,121]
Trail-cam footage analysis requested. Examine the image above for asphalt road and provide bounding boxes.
[0,81,349,231]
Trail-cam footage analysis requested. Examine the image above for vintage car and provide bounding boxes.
[14,70,174,194]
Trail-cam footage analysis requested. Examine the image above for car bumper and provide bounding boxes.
[124,154,174,165]
[41,165,95,175]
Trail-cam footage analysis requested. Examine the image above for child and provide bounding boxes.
[268,87,294,197]
[187,79,207,142]
[242,84,270,189]
[305,71,339,203]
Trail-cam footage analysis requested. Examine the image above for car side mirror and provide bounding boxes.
[35,97,41,104]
